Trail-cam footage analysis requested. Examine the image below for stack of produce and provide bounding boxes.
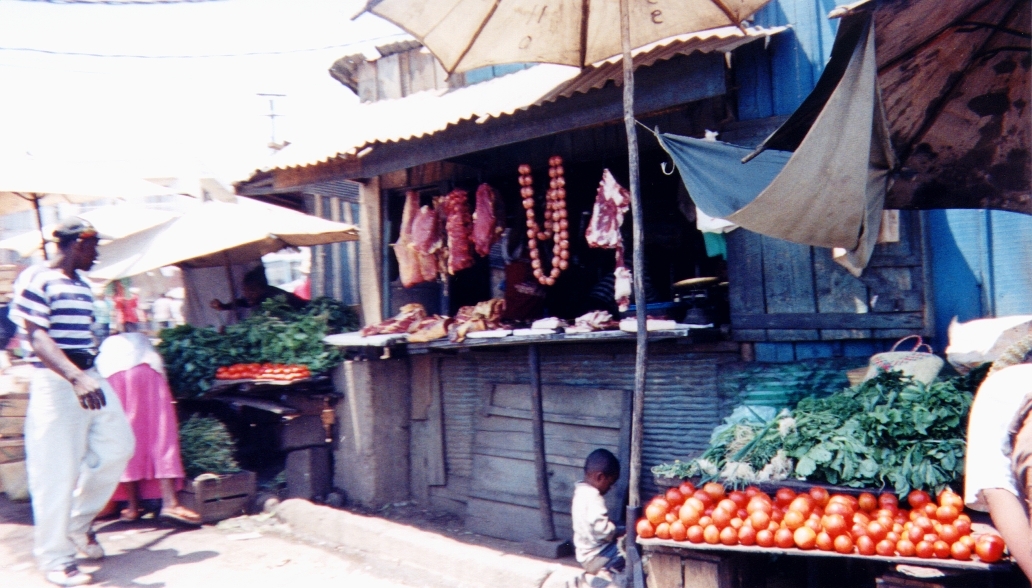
[653,371,982,496]
[158,297,358,399]
[637,481,1007,563]
[214,363,311,382]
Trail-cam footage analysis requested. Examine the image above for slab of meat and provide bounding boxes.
[574,310,617,331]
[359,303,427,336]
[585,169,631,250]
[448,298,505,342]
[393,191,423,288]
[471,183,503,257]
[411,204,441,256]
[408,315,453,343]
[444,189,474,274]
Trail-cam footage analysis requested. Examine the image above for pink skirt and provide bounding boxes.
[107,364,185,501]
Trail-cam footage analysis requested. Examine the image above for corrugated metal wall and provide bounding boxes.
[927,209,1032,346]
[302,181,361,305]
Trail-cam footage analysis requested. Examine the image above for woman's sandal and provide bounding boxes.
[159,505,202,526]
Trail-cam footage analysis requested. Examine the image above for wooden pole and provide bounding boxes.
[32,195,48,261]
[620,1,648,586]
[528,343,556,540]
[620,0,647,511]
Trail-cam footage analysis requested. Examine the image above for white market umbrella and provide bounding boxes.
[0,204,181,258]
[1,157,179,258]
[89,197,359,281]
[356,0,774,525]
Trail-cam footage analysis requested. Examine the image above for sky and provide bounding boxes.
[0,0,404,183]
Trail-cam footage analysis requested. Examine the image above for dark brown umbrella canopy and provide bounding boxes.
[876,0,1031,213]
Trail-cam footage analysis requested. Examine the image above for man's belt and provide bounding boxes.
[64,349,97,371]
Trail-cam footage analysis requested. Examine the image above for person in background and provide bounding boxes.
[114,287,141,333]
[91,291,112,342]
[209,265,307,313]
[9,217,135,587]
[149,292,173,332]
[572,448,625,580]
[96,332,200,526]
[964,336,1032,581]
[168,294,184,326]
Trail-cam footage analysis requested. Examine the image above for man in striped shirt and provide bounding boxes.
[10,218,134,587]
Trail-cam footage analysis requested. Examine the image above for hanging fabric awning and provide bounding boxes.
[655,13,895,276]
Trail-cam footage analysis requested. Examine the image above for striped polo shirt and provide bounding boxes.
[9,265,96,364]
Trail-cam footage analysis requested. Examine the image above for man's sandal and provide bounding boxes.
[159,506,202,526]
[46,563,92,586]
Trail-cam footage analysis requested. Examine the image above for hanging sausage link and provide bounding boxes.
[519,156,570,286]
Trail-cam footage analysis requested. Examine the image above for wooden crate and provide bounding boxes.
[0,437,25,464]
[177,471,256,524]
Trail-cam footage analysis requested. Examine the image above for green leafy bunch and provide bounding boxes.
[783,371,974,495]
[177,414,241,479]
[157,296,357,398]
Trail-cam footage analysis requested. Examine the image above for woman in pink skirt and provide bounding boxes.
[96,333,200,525]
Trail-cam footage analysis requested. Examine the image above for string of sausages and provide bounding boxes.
[519,155,570,286]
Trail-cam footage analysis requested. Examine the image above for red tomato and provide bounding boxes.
[908,490,932,510]
[939,524,960,544]
[665,487,684,507]
[825,501,854,518]
[775,488,797,508]
[711,508,732,529]
[748,496,773,514]
[933,540,951,559]
[794,526,817,550]
[749,510,771,530]
[856,535,876,556]
[738,525,757,546]
[878,493,899,510]
[665,512,677,524]
[678,481,696,497]
[789,495,815,517]
[938,490,965,510]
[816,531,834,552]
[914,516,934,533]
[783,510,806,531]
[717,498,738,513]
[693,490,714,508]
[876,539,896,556]
[809,486,830,507]
[669,520,687,541]
[645,501,669,525]
[686,525,704,543]
[744,486,762,498]
[858,493,877,512]
[834,534,854,554]
[951,541,972,561]
[703,525,720,545]
[636,519,655,539]
[915,540,934,558]
[679,503,701,527]
[728,491,748,510]
[974,535,1006,563]
[756,529,775,548]
[655,522,671,540]
[936,505,959,524]
[719,526,738,546]
[684,497,706,513]
[774,528,795,549]
[822,513,848,537]
[703,482,726,502]
[866,521,888,542]
[698,516,713,528]
[954,517,972,536]
[896,539,916,557]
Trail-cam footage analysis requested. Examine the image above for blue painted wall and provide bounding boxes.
[927,209,1032,346]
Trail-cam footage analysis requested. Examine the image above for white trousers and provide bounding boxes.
[24,367,135,572]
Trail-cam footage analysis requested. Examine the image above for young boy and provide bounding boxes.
[572,448,625,576]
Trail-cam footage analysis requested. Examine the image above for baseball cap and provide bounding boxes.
[52,217,105,242]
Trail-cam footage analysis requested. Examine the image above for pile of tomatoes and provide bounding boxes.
[214,363,312,382]
[637,481,1007,564]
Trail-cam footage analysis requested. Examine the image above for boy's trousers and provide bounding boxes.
[24,367,135,572]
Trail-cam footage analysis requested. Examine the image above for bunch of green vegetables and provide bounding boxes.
[178,414,241,479]
[157,296,358,398]
[653,370,984,495]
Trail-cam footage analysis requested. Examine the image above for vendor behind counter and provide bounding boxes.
[211,265,308,314]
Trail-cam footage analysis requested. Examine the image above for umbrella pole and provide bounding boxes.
[32,195,48,261]
[620,1,648,586]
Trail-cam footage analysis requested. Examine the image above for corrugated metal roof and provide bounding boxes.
[267,26,784,174]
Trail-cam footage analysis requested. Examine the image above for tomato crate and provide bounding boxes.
[177,470,256,524]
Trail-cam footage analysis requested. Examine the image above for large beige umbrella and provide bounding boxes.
[1,157,178,258]
[89,196,358,281]
[357,0,773,571]
[0,204,181,258]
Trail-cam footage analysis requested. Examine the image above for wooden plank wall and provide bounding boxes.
[727,211,929,344]
[409,343,739,541]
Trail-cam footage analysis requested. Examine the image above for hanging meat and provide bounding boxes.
[393,190,424,288]
[443,188,475,274]
[411,204,442,257]
[585,169,631,249]
[471,183,504,257]
[586,170,634,311]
